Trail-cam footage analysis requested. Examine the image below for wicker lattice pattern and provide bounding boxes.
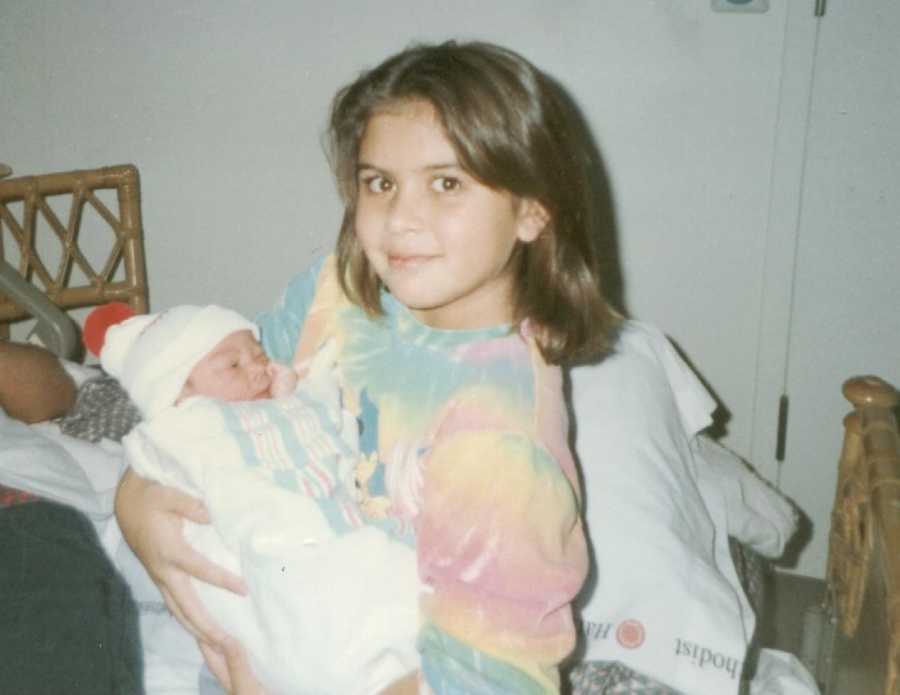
[0,165,148,326]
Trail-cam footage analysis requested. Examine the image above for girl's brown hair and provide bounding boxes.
[328,40,619,365]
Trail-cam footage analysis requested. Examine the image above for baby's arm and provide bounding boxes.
[266,361,298,398]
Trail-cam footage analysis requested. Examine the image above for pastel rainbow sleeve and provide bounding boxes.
[416,411,587,692]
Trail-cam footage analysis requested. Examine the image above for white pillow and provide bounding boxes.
[0,408,121,521]
[571,320,752,695]
[693,435,797,560]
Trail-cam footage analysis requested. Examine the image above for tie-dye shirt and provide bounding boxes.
[258,256,588,693]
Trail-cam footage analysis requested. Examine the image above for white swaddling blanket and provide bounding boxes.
[121,369,420,695]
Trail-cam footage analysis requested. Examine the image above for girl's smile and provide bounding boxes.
[354,99,547,330]
[387,253,436,270]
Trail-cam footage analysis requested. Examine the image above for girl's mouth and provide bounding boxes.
[388,254,434,270]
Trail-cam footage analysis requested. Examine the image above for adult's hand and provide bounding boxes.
[114,467,247,647]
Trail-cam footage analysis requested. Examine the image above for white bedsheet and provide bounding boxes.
[0,408,122,525]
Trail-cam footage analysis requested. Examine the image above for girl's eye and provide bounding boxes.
[362,175,392,194]
[431,176,461,193]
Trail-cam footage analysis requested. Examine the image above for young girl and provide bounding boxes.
[116,40,619,694]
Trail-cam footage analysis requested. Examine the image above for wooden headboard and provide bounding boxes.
[0,164,149,357]
[824,375,900,695]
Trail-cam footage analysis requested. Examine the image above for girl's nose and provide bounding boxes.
[386,185,423,235]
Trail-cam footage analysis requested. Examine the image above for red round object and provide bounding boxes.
[83,302,136,356]
[615,619,646,650]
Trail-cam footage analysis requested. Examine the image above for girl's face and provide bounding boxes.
[354,100,546,330]
[179,329,272,403]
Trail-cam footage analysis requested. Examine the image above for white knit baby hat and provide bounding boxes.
[100,304,258,418]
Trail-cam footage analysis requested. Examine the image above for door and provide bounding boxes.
[752,0,900,578]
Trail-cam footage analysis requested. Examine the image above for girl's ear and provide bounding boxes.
[515,198,551,243]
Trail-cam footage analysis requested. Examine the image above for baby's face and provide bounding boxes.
[179,329,272,403]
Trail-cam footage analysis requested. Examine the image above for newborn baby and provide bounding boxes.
[177,325,298,404]
[102,305,419,695]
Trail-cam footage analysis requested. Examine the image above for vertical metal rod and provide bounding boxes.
[776,394,790,461]
[814,0,826,17]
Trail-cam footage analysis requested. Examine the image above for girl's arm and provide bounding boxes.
[199,637,268,695]
[379,671,420,694]
[256,255,326,363]
[416,428,587,693]
[114,467,247,646]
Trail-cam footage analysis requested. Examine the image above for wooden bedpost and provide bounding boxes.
[826,404,870,638]
[827,375,900,695]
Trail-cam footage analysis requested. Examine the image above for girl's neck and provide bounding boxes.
[384,292,514,337]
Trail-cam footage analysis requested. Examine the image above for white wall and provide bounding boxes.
[6,2,893,577]
[2,1,783,424]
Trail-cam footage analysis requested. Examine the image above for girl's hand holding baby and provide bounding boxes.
[201,638,269,695]
[115,467,248,648]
